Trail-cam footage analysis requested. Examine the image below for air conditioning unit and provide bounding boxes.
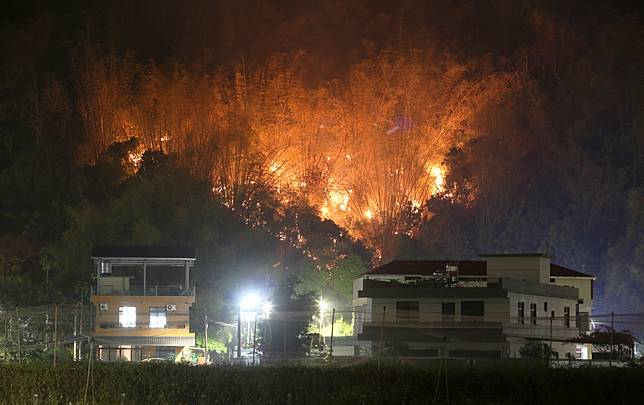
[99,303,108,311]
[166,304,177,311]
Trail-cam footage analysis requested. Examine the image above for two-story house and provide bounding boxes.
[353,253,595,360]
[90,246,196,361]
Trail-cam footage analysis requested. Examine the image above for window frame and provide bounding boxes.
[441,302,456,321]
[118,306,136,328]
[149,306,168,329]
[461,301,484,318]
[396,301,420,323]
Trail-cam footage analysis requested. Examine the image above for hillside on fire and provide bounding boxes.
[1,0,643,319]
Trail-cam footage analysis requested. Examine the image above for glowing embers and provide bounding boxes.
[128,151,143,166]
[428,165,445,193]
[319,188,351,218]
[126,143,147,175]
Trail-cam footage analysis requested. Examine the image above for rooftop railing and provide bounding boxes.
[359,277,579,300]
[362,277,503,289]
[98,321,189,329]
[92,285,195,297]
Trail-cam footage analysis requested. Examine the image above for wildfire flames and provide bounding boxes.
[83,51,512,253]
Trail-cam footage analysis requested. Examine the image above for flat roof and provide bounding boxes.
[364,259,594,278]
[479,253,550,258]
[91,245,196,260]
[365,260,486,277]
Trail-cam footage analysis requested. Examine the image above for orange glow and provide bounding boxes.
[77,51,510,253]
[429,166,445,193]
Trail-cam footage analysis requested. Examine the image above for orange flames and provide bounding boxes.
[78,51,512,253]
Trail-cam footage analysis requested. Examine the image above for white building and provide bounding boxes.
[353,253,595,360]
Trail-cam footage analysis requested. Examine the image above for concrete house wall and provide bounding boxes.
[353,254,593,360]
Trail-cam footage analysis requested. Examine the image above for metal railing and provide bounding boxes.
[362,277,502,289]
[92,285,195,297]
[98,321,188,329]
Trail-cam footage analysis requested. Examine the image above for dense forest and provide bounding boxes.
[1,0,643,319]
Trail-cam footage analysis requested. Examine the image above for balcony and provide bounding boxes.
[357,321,506,343]
[358,277,508,299]
[358,277,579,300]
[91,285,195,297]
[98,321,189,329]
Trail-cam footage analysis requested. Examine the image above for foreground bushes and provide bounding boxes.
[0,362,641,404]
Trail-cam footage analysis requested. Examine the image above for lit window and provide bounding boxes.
[119,306,136,328]
[150,307,167,328]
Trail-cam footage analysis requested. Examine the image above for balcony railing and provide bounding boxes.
[98,322,188,329]
[92,285,195,297]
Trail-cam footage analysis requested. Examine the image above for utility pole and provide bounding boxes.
[237,308,242,359]
[54,303,58,367]
[73,312,78,361]
[252,315,257,365]
[3,311,8,364]
[609,312,614,367]
[204,309,208,364]
[377,306,386,370]
[16,307,21,364]
[282,318,286,359]
[549,311,554,368]
[79,299,83,360]
[329,308,335,359]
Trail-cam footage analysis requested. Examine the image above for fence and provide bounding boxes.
[1,303,642,366]
[0,303,93,365]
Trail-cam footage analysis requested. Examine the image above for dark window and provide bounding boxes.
[544,302,548,312]
[441,303,455,321]
[448,349,501,359]
[461,301,484,317]
[530,303,537,325]
[564,306,571,327]
[396,301,419,323]
[518,302,525,324]
[590,280,594,299]
[577,312,590,332]
[157,347,176,360]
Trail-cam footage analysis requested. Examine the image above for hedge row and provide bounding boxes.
[0,362,642,404]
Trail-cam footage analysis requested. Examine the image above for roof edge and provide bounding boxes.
[479,253,550,258]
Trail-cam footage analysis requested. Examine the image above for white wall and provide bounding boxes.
[486,256,550,284]
[551,277,593,315]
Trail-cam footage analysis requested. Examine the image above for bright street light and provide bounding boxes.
[318,298,329,313]
[240,292,260,311]
[263,301,273,318]
[237,290,272,359]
